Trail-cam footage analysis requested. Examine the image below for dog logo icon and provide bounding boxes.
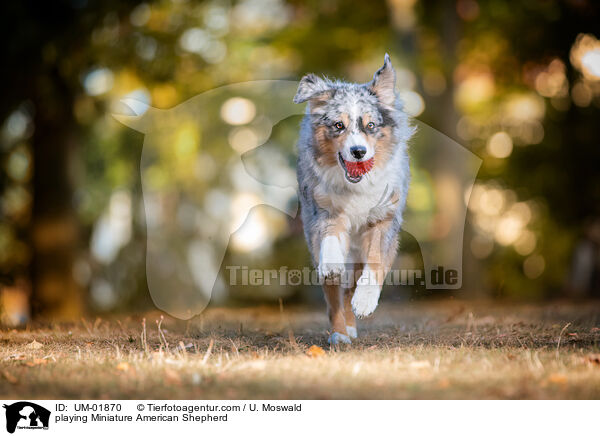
[3,402,50,433]
[113,80,481,320]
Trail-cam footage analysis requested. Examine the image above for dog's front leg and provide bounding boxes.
[324,283,352,344]
[314,215,352,344]
[315,216,350,280]
[352,219,395,318]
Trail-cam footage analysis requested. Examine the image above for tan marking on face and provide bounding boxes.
[372,125,396,170]
[359,114,375,148]
[312,113,351,168]
[339,113,350,127]
[308,92,332,107]
[313,126,340,167]
[361,113,374,126]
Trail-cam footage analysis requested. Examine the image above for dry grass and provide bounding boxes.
[1,300,600,399]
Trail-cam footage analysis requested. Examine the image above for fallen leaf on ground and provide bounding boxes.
[26,340,43,350]
[116,362,130,372]
[438,379,451,389]
[307,345,325,358]
[548,373,568,385]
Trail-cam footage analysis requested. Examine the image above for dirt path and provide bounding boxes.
[1,300,600,399]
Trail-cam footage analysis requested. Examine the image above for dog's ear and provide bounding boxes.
[369,53,396,106]
[293,74,330,104]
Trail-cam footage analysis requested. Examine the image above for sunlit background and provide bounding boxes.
[1,0,599,324]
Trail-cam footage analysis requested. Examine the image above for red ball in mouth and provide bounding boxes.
[344,158,374,177]
[338,153,374,183]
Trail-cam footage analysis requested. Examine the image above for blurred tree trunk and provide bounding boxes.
[435,1,483,296]
[436,1,484,297]
[30,67,83,319]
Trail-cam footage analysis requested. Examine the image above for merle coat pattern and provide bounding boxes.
[294,54,415,344]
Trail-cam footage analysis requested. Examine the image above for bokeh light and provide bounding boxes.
[221,97,257,125]
[570,33,600,81]
[398,90,425,117]
[486,132,513,159]
[523,254,545,279]
[83,67,114,96]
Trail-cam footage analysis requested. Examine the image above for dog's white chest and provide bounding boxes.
[328,181,392,230]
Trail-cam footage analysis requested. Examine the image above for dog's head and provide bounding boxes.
[294,54,409,184]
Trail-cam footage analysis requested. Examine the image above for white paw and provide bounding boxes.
[328,332,352,345]
[318,262,345,280]
[352,284,380,317]
[318,235,345,279]
[346,326,357,338]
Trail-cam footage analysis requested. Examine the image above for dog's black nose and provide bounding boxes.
[350,146,367,160]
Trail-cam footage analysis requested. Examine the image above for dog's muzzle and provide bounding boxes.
[338,153,374,183]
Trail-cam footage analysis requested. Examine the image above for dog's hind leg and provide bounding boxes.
[342,263,362,338]
[343,287,357,338]
[323,283,351,344]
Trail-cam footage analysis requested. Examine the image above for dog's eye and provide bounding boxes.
[366,122,376,130]
[334,122,345,130]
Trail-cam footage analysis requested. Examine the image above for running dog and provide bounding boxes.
[294,54,414,344]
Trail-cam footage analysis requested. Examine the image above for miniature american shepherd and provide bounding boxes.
[294,54,415,344]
